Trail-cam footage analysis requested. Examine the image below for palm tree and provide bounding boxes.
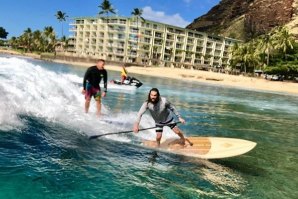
[244,41,260,73]
[131,8,145,52]
[234,42,260,73]
[0,27,8,39]
[257,32,274,66]
[32,30,43,52]
[55,11,68,38]
[23,28,33,52]
[149,45,159,65]
[98,0,116,59]
[131,8,145,32]
[98,0,116,22]
[9,37,18,49]
[272,26,294,60]
[43,26,56,52]
[60,35,69,51]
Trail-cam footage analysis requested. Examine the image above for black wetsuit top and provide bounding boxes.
[83,66,108,92]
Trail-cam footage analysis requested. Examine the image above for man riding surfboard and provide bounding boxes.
[133,88,193,147]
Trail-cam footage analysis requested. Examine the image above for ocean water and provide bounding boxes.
[0,55,297,199]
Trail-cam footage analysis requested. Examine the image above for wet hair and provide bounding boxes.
[147,88,160,103]
[97,59,105,63]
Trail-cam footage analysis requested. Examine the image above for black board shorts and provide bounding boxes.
[155,118,176,133]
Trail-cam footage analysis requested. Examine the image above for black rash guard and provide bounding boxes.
[83,66,108,92]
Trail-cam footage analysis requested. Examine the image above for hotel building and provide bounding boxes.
[69,16,238,69]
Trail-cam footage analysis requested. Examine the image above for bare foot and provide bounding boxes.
[96,113,103,118]
[179,138,193,147]
[186,138,193,146]
[179,138,186,146]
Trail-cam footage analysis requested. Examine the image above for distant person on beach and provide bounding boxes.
[120,65,128,84]
[133,88,193,147]
[82,59,107,117]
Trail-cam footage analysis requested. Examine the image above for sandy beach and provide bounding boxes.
[1,49,298,95]
[53,58,298,95]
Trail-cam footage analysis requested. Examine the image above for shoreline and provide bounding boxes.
[1,49,298,95]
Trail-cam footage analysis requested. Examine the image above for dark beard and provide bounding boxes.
[149,97,159,104]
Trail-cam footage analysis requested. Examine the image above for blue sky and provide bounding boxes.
[0,0,220,39]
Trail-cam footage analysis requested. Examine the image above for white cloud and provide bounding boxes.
[142,6,190,28]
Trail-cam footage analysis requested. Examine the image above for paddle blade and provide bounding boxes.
[89,135,101,140]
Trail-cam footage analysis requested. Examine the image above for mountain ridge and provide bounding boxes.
[186,0,298,41]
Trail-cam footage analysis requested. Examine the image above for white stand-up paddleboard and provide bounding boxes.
[141,137,257,159]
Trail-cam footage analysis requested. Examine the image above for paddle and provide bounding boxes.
[89,121,181,140]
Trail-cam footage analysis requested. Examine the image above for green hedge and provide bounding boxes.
[265,62,298,76]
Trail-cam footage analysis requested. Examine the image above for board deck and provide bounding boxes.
[141,137,257,159]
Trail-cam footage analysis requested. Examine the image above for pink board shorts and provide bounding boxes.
[85,86,101,101]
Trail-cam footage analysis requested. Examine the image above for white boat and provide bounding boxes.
[110,76,143,88]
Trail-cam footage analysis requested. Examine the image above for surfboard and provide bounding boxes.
[140,137,257,159]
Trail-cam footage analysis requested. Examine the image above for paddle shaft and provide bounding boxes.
[89,126,156,139]
[89,121,181,140]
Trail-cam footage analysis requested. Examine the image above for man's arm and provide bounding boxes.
[166,99,185,123]
[83,67,91,90]
[133,102,148,132]
[103,70,108,92]
[166,99,181,118]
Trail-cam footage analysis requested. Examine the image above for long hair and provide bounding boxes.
[147,88,160,103]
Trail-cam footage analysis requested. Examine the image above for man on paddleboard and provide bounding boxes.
[82,59,108,117]
[133,88,192,147]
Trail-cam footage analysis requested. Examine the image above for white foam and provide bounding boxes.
[64,73,83,84]
[0,57,106,132]
[0,57,183,144]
